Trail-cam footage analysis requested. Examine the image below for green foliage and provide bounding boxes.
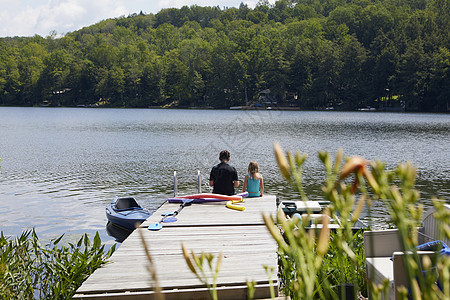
[320,230,368,297]
[271,144,450,299]
[0,229,115,299]
[0,0,448,111]
[180,241,274,300]
[370,162,450,300]
[271,146,368,299]
[181,243,222,300]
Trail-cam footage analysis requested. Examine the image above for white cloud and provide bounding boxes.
[0,0,268,37]
[0,0,129,37]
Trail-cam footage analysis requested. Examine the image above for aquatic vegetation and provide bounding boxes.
[181,242,222,300]
[0,230,115,299]
[138,229,163,300]
[144,144,449,300]
[270,143,450,300]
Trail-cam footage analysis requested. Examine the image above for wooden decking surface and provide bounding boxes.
[74,195,279,299]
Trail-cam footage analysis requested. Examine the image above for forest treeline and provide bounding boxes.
[0,0,449,111]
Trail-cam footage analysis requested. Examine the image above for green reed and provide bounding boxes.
[271,143,449,300]
[157,144,449,300]
[370,161,450,300]
[181,242,222,300]
[0,229,115,299]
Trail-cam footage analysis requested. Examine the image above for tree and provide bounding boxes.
[162,49,189,106]
[368,31,400,106]
[177,37,212,106]
[0,44,22,105]
[290,35,340,109]
[420,47,450,111]
[140,56,166,106]
[37,50,74,105]
[17,42,47,105]
[396,38,432,110]
[0,0,448,111]
[335,35,368,108]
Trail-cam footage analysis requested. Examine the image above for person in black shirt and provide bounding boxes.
[209,150,239,195]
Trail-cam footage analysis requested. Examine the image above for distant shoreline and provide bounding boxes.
[0,104,446,113]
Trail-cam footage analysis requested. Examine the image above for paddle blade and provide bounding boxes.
[162,216,177,223]
[148,223,163,231]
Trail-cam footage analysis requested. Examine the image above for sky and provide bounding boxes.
[0,0,263,38]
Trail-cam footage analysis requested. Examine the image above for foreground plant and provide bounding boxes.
[263,207,331,299]
[0,229,115,299]
[272,144,366,299]
[271,143,450,300]
[370,161,450,300]
[182,243,222,300]
[139,229,163,300]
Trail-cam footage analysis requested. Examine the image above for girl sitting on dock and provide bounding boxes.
[242,161,264,197]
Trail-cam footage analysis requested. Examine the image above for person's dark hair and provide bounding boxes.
[219,150,230,161]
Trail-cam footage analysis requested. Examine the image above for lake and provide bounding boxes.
[0,107,448,245]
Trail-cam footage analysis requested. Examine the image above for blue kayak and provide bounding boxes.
[106,197,151,230]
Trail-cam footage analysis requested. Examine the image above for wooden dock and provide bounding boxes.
[74,195,279,299]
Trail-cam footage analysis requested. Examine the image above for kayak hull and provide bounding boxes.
[106,197,151,230]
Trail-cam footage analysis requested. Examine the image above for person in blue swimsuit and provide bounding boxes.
[242,161,264,197]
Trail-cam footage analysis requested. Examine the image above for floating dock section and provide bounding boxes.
[74,195,279,299]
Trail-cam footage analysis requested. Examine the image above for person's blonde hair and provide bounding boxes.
[248,161,260,179]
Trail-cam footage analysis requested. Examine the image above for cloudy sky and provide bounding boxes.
[0,0,263,38]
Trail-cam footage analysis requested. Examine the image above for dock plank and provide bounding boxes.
[140,196,276,228]
[74,195,278,299]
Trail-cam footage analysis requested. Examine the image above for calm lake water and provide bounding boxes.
[0,107,449,245]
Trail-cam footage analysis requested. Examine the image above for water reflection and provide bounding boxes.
[106,221,133,243]
[0,107,448,242]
